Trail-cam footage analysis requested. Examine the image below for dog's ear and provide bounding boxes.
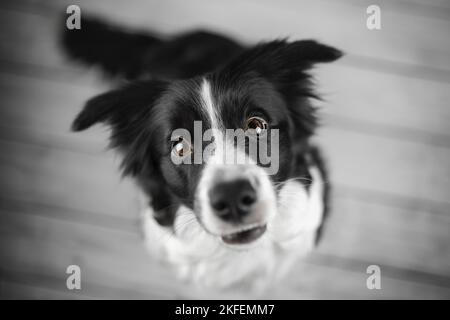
[72,79,167,143]
[218,39,342,83]
[72,80,166,132]
[277,39,342,65]
[72,80,167,174]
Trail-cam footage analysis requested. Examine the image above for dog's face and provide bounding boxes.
[72,40,341,247]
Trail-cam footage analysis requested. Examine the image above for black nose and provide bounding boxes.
[208,179,257,222]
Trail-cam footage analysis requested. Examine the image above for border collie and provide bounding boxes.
[62,16,341,293]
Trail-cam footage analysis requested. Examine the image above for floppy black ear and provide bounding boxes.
[281,39,342,64]
[72,79,167,147]
[72,80,167,132]
[72,80,167,174]
[217,39,342,81]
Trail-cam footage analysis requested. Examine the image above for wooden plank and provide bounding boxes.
[277,258,450,299]
[359,0,450,20]
[2,0,450,75]
[4,263,449,299]
[0,140,139,219]
[1,209,449,299]
[0,211,180,299]
[0,73,109,153]
[316,127,450,205]
[319,196,450,278]
[0,5,85,76]
[0,279,97,299]
[0,196,137,233]
[315,64,450,144]
[392,0,450,10]
[0,73,103,131]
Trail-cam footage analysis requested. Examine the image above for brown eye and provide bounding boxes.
[172,137,192,157]
[246,116,268,135]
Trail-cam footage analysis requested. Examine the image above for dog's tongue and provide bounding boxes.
[221,225,267,245]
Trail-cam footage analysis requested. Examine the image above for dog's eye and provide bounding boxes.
[172,137,192,158]
[246,116,268,135]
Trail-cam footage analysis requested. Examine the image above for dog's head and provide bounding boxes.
[72,40,341,247]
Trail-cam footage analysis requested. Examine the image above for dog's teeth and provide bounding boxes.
[226,223,263,235]
[221,224,267,245]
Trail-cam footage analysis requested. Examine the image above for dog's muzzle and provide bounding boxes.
[208,178,267,244]
[198,164,276,246]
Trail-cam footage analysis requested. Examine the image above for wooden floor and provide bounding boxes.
[0,0,449,299]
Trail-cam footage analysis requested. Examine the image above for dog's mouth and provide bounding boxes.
[221,224,267,245]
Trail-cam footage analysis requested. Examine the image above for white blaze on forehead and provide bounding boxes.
[200,78,221,130]
[199,78,227,165]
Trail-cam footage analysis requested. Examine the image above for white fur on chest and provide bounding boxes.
[141,166,324,293]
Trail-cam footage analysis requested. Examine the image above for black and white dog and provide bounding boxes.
[63,17,341,292]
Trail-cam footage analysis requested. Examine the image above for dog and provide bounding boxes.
[63,16,341,293]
